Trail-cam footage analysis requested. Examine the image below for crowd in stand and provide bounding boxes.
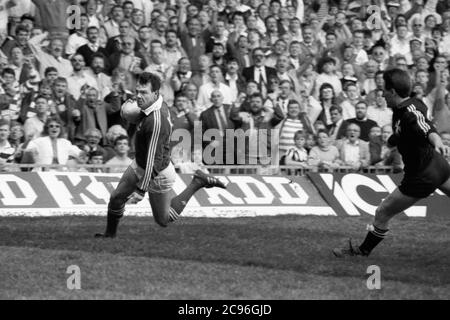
[1,0,450,174]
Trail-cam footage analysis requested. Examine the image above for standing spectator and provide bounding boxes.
[88,149,105,173]
[335,123,370,172]
[102,5,124,40]
[65,14,89,58]
[105,134,132,173]
[84,127,107,160]
[190,54,211,88]
[67,54,98,101]
[76,27,108,67]
[164,29,187,68]
[347,101,379,142]
[230,92,284,165]
[75,87,110,145]
[199,90,234,165]
[317,82,337,127]
[28,31,73,78]
[149,14,168,45]
[242,47,277,98]
[103,124,128,162]
[223,57,246,103]
[107,36,147,76]
[197,64,233,111]
[178,16,206,72]
[278,99,313,157]
[338,82,359,120]
[23,95,49,140]
[52,77,79,142]
[170,57,193,95]
[169,94,197,151]
[327,105,349,142]
[85,53,113,100]
[314,56,342,99]
[1,25,33,60]
[32,0,79,39]
[367,89,393,128]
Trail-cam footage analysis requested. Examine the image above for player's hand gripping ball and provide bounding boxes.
[121,100,142,124]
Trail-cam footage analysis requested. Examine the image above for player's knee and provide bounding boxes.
[154,216,170,228]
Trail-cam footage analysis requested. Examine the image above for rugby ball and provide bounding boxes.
[121,100,142,124]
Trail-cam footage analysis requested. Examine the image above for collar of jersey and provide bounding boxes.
[143,95,163,116]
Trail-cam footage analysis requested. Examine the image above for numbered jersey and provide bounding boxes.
[388,97,437,174]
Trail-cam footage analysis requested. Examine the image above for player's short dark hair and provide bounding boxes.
[137,72,161,92]
[383,68,412,98]
[114,134,129,146]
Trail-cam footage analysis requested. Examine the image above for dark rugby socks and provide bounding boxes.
[359,224,389,256]
[168,179,204,222]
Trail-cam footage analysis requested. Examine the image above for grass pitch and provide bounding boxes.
[0,215,449,299]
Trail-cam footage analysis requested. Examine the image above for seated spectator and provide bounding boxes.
[370,125,403,172]
[105,135,132,173]
[84,128,107,160]
[23,117,83,170]
[103,124,129,162]
[0,119,15,172]
[335,123,370,172]
[88,149,105,173]
[308,129,342,172]
[283,130,309,169]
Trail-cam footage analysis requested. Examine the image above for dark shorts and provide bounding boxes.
[399,151,450,198]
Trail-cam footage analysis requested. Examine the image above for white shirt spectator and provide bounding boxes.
[390,35,410,57]
[367,105,393,128]
[26,136,82,167]
[197,82,234,110]
[66,32,89,57]
[67,71,98,100]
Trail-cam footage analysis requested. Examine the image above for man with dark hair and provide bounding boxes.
[347,101,378,142]
[76,26,108,67]
[334,69,450,257]
[95,72,226,238]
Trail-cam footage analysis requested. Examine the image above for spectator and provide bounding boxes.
[200,89,235,164]
[283,130,309,169]
[23,95,49,140]
[52,77,79,142]
[197,64,233,111]
[338,82,359,120]
[169,94,197,150]
[107,36,147,76]
[102,5,124,40]
[103,124,128,162]
[370,124,403,172]
[367,89,393,128]
[23,116,83,170]
[178,16,207,72]
[230,92,284,165]
[242,47,277,98]
[164,29,187,68]
[308,129,342,172]
[327,105,349,142]
[1,25,33,60]
[316,82,337,127]
[347,101,378,142]
[65,14,89,57]
[67,54,98,101]
[28,31,73,78]
[105,134,132,173]
[76,27,108,67]
[88,149,105,173]
[85,53,113,100]
[75,87,110,145]
[278,99,313,158]
[335,123,370,172]
[314,56,342,99]
[0,119,15,172]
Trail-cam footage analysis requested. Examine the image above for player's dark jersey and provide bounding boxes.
[134,97,172,191]
[388,97,437,175]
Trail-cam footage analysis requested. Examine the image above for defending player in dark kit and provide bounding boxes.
[95,72,226,238]
[333,68,450,257]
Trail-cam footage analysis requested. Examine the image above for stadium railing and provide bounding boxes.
[0,164,396,175]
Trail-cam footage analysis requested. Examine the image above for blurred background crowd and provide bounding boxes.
[1,0,450,174]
